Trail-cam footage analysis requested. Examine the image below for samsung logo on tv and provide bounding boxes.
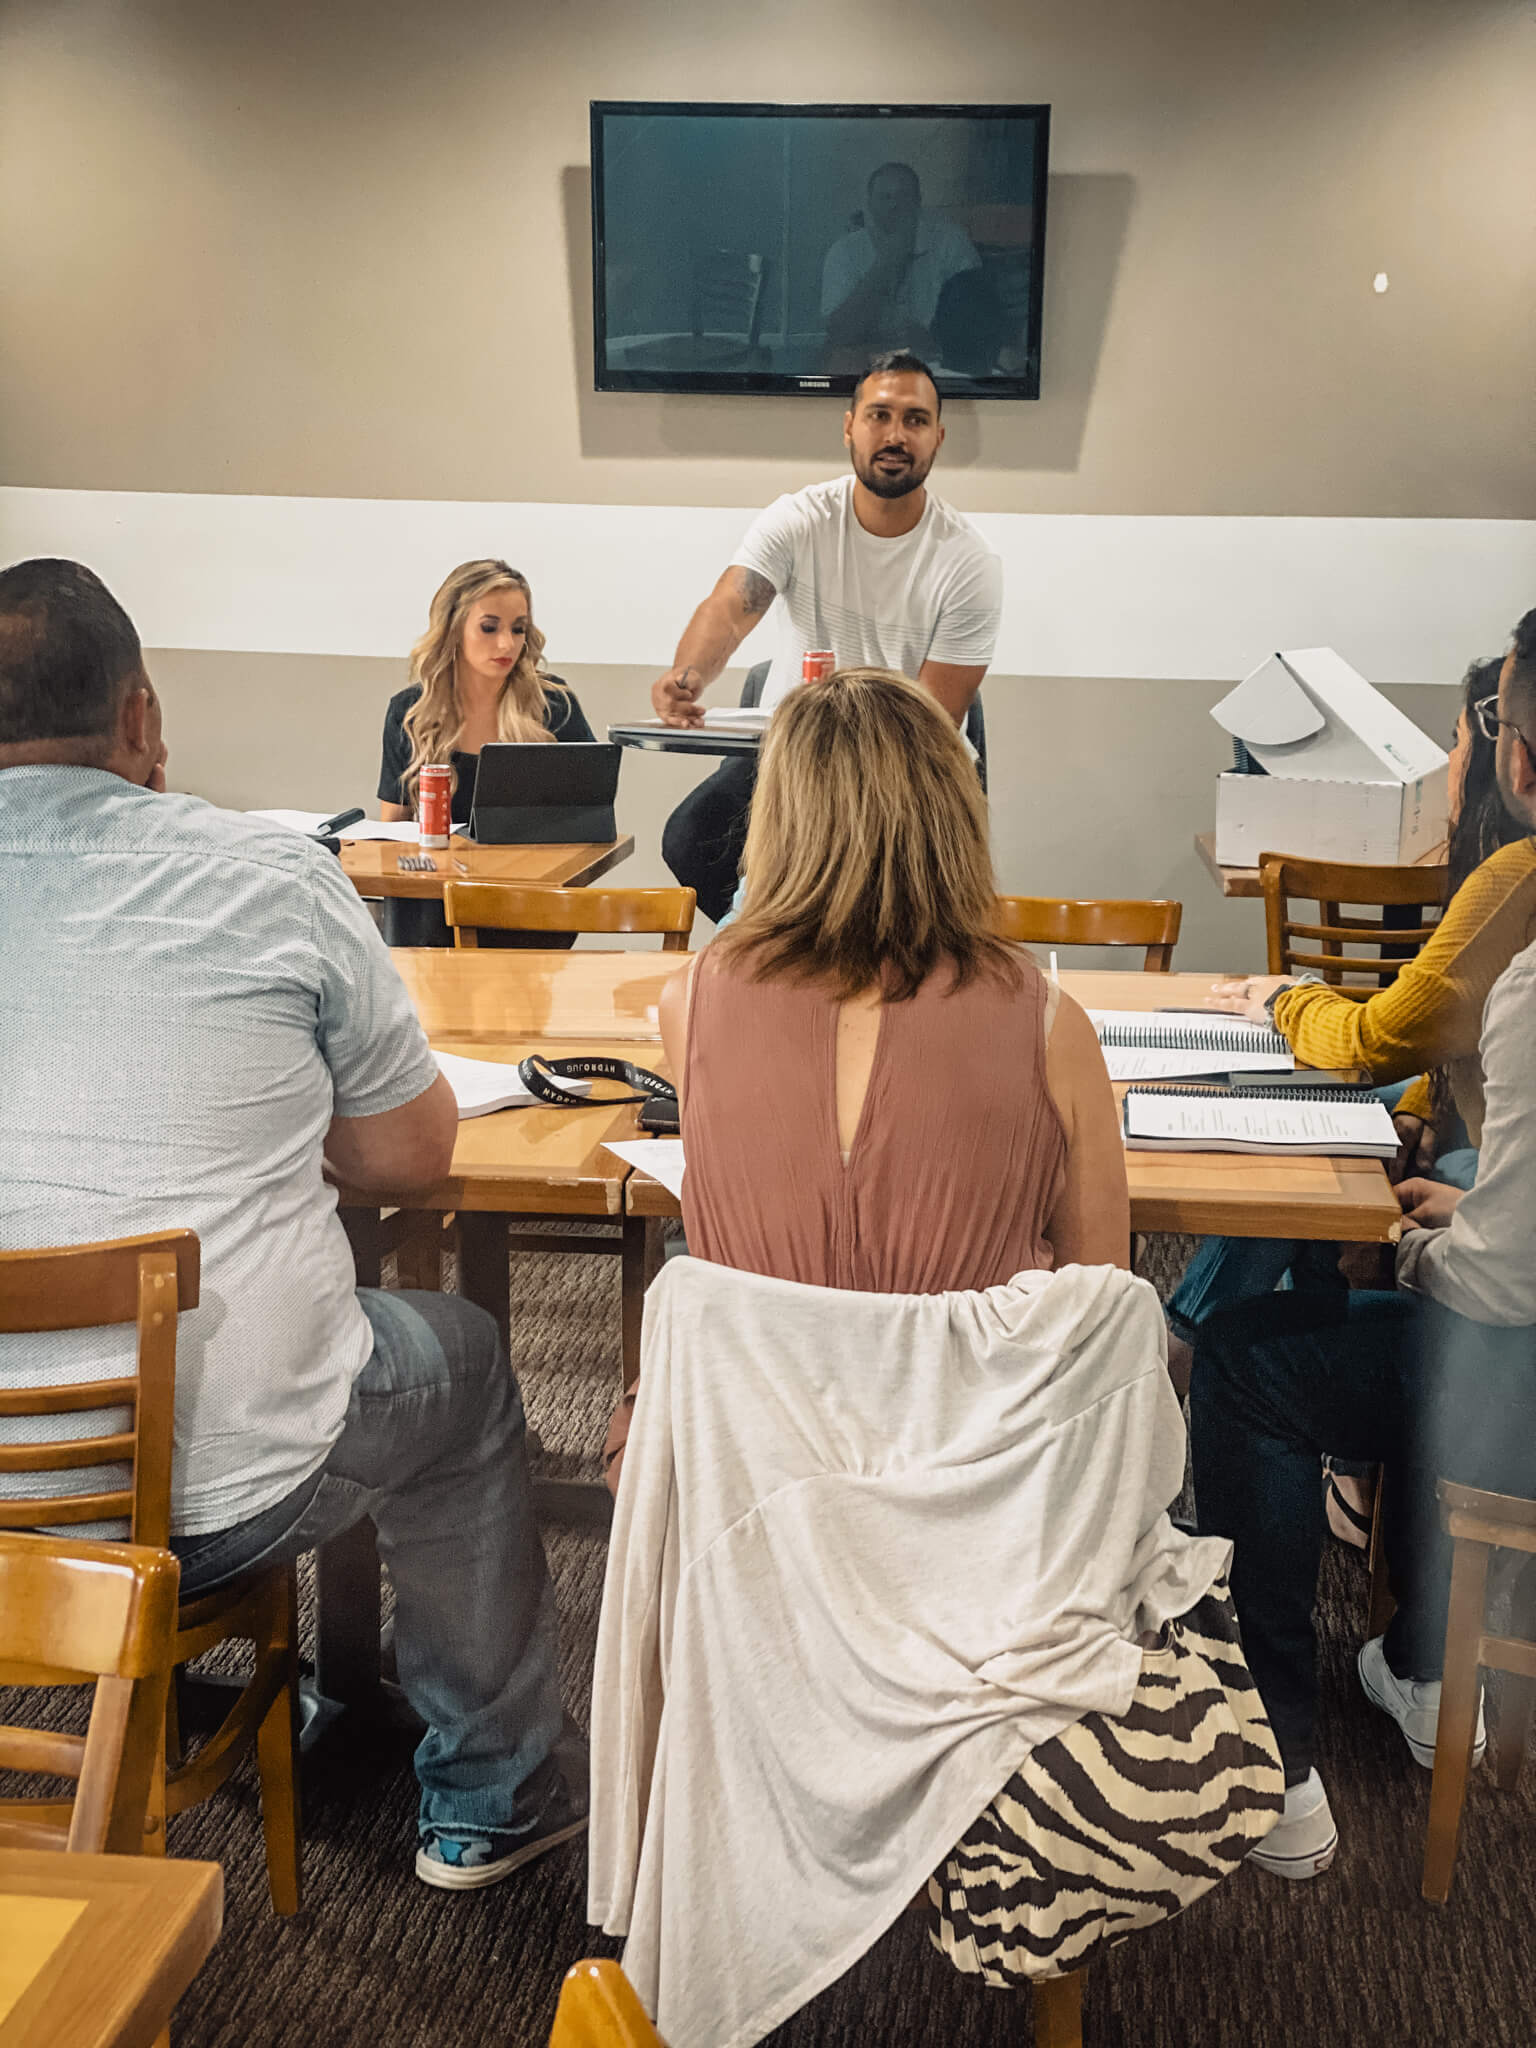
[798,378,832,389]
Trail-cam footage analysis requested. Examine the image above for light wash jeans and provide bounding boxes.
[170,1288,572,1843]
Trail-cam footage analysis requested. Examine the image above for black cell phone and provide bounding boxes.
[1225,1067,1372,1091]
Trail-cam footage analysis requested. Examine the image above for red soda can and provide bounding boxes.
[418,763,452,847]
[801,650,836,684]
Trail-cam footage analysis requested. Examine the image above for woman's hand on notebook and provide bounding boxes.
[1205,975,1295,1022]
[1396,1177,1464,1231]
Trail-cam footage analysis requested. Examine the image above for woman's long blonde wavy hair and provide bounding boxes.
[712,667,1020,1002]
[399,560,569,808]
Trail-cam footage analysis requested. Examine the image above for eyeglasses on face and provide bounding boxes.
[1471,693,1530,750]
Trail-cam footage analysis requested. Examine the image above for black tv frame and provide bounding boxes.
[589,100,1050,401]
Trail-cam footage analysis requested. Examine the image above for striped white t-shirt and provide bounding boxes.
[731,474,1002,710]
[0,768,440,1537]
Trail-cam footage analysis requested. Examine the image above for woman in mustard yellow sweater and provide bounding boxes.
[1167,658,1536,1451]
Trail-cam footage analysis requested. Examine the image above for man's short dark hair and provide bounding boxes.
[1507,607,1536,732]
[0,558,142,746]
[867,161,921,203]
[851,351,942,417]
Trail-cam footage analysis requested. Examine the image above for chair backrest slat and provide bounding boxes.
[994,896,1183,973]
[0,1532,180,1856]
[443,883,696,952]
[0,1233,192,1557]
[1261,854,1448,985]
[0,1231,199,1331]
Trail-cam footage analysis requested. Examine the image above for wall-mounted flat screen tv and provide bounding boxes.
[590,101,1050,400]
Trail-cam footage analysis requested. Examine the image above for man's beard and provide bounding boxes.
[854,448,930,500]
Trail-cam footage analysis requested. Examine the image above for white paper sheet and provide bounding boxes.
[433,1050,591,1119]
[604,1138,686,1200]
[249,808,425,842]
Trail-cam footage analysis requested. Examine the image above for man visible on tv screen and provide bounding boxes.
[650,351,1002,922]
[821,163,981,360]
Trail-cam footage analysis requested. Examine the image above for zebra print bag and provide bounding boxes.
[928,1578,1284,1986]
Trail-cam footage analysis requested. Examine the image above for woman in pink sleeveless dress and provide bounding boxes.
[603,669,1283,1985]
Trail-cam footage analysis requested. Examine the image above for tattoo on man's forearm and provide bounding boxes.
[732,568,776,616]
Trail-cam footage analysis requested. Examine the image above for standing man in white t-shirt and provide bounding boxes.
[654,352,1002,920]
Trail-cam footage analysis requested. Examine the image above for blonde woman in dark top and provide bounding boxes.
[377,559,593,943]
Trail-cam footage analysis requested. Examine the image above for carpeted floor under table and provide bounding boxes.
[16,1237,1536,2045]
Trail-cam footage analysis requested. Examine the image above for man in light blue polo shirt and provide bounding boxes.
[0,558,584,1890]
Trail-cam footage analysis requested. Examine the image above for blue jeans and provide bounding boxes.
[1191,1289,1536,1782]
[171,1288,569,1842]
[1166,1080,1476,1343]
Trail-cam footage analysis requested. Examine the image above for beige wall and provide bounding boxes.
[146,646,1458,972]
[4,0,1530,974]
[1,0,1531,515]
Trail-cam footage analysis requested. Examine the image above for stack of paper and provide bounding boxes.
[1123,1089,1397,1157]
[433,1051,591,1119]
[1086,1009,1294,1082]
[702,707,772,731]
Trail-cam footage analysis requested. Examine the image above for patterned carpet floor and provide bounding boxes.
[14,1239,1536,2046]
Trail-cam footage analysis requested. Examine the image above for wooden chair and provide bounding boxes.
[444,883,696,952]
[549,1960,664,2047]
[995,895,1182,972]
[1421,1479,1536,1902]
[1259,853,1449,993]
[0,1532,180,1855]
[0,1230,302,1912]
[546,1957,1082,2048]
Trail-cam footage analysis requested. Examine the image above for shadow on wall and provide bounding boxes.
[560,167,1135,475]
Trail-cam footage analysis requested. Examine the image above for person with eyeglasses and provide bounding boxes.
[1187,606,1536,1881]
[1162,632,1536,1419]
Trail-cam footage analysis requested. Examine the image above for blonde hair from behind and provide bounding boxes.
[399,560,569,808]
[713,667,1020,1002]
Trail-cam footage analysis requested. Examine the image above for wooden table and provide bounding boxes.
[339,834,635,900]
[628,966,1405,1247]
[1194,831,1262,899]
[323,954,1400,1707]
[0,1850,221,2048]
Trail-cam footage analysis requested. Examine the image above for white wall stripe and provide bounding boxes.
[1,487,1530,684]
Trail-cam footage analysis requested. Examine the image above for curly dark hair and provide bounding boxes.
[1426,650,1534,1128]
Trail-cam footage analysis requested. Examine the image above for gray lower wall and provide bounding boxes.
[147,647,1456,975]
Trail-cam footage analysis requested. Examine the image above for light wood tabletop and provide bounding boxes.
[339,834,635,900]
[389,946,690,1045]
[0,1850,221,2048]
[1194,831,1262,899]
[625,963,1405,1246]
[338,1032,667,1218]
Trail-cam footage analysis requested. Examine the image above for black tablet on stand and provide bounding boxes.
[468,742,622,844]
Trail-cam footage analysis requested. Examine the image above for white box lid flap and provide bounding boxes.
[1211,647,1448,785]
[1210,655,1324,748]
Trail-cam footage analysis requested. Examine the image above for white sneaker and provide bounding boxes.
[1358,1635,1486,1770]
[1247,1768,1338,1880]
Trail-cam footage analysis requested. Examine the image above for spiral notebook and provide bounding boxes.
[1123,1085,1397,1157]
[1085,1009,1294,1082]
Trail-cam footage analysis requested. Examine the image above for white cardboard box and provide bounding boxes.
[1210,647,1448,867]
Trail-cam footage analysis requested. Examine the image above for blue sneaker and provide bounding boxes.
[416,1727,589,1891]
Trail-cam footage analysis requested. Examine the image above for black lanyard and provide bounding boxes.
[516,1054,677,1108]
